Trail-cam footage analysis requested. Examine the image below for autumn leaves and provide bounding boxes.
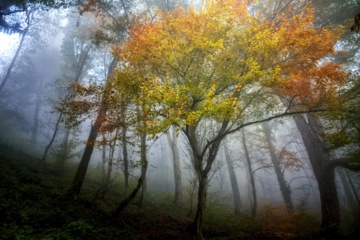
[111,1,344,135]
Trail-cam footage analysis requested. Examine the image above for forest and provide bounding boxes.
[0,0,360,239]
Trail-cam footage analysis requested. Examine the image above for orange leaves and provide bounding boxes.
[112,1,347,134]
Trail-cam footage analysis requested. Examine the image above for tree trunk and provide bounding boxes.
[263,122,294,213]
[0,27,28,94]
[58,128,71,167]
[121,119,129,196]
[242,130,257,216]
[224,140,242,214]
[31,81,42,150]
[111,148,148,217]
[166,126,183,206]
[337,168,357,209]
[112,131,148,217]
[69,58,117,199]
[346,171,360,206]
[54,43,91,168]
[185,121,227,239]
[38,112,63,170]
[192,172,207,240]
[294,114,341,237]
[138,131,147,206]
[70,105,107,199]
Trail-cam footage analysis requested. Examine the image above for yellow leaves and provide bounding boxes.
[112,0,346,135]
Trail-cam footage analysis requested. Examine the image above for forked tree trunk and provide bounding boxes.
[294,114,341,237]
[112,132,148,217]
[224,140,242,214]
[186,122,227,239]
[263,122,294,213]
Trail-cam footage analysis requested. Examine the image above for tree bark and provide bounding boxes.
[262,122,294,213]
[224,140,242,214]
[166,126,183,206]
[293,114,341,237]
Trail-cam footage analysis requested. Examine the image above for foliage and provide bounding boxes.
[112,0,346,137]
[259,205,319,239]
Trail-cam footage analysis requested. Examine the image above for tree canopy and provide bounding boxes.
[112,0,346,137]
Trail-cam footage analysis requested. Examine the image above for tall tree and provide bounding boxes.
[69,57,117,199]
[66,0,135,198]
[110,1,346,237]
[294,113,360,237]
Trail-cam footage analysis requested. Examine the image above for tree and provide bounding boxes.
[65,0,136,199]
[39,16,94,168]
[262,121,294,213]
[0,0,74,33]
[69,57,117,199]
[111,1,345,238]
[223,139,242,214]
[166,125,183,206]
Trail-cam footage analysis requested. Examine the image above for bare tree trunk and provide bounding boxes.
[166,126,183,206]
[224,140,242,214]
[294,114,341,237]
[263,122,294,213]
[0,28,28,94]
[242,130,257,216]
[38,112,62,169]
[69,58,117,199]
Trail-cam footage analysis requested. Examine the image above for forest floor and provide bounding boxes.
[0,144,359,240]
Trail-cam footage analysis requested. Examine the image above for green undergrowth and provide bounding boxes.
[0,144,359,240]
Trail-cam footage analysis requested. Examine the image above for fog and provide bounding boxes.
[0,1,359,239]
